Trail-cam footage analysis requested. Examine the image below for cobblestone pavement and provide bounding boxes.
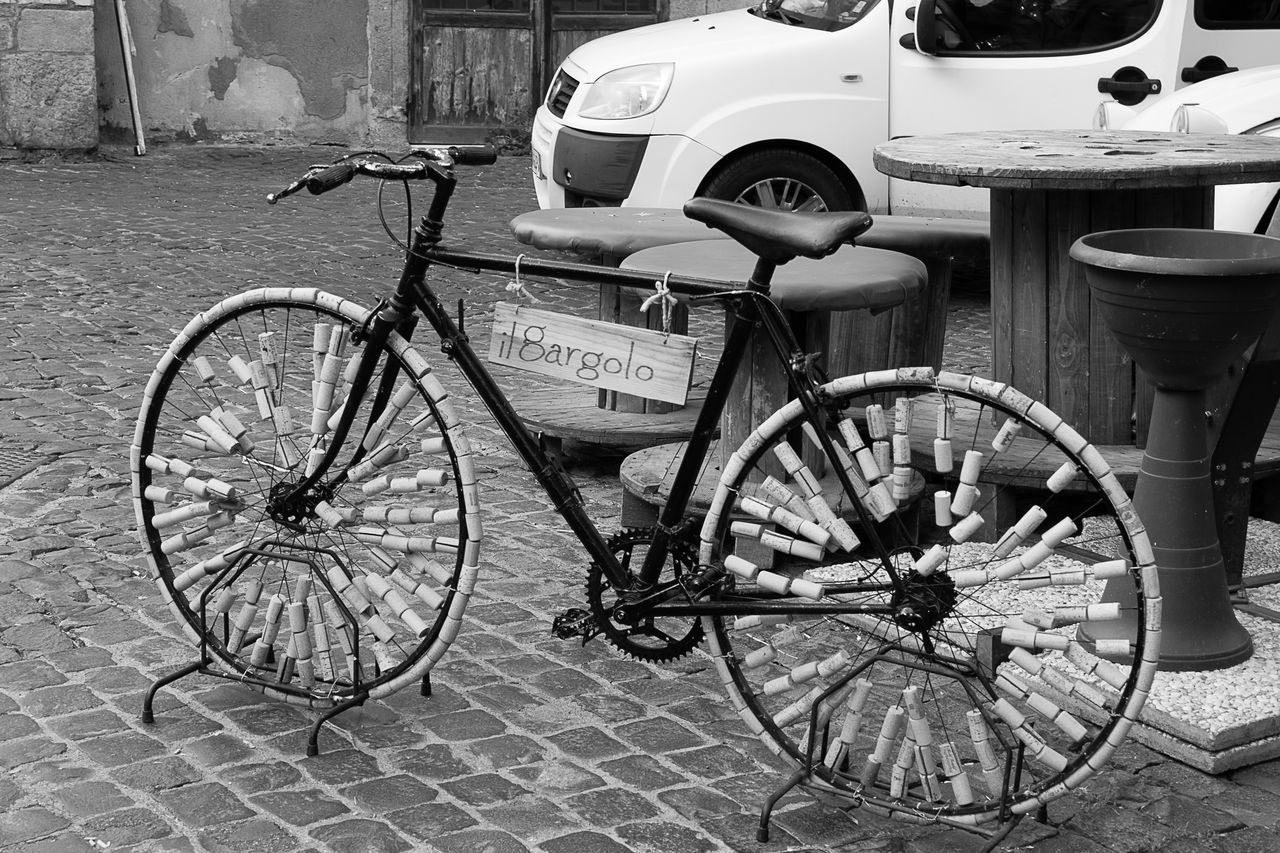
[1,145,1279,853]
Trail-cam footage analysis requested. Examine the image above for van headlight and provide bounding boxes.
[577,63,674,120]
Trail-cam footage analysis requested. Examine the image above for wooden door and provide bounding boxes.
[410,0,666,144]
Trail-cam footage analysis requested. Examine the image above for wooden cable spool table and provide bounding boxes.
[874,129,1280,583]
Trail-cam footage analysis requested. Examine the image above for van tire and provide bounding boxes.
[703,149,854,212]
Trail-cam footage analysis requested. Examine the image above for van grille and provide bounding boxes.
[546,71,579,118]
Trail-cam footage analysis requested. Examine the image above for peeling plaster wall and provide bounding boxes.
[95,0,403,145]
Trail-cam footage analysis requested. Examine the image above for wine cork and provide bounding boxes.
[992,418,1022,452]
[865,404,888,438]
[934,491,952,527]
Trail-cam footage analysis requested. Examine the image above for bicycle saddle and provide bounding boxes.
[682,197,873,265]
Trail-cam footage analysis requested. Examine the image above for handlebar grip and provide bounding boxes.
[304,162,358,195]
[449,145,498,166]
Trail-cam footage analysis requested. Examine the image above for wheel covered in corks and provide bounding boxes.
[132,288,480,706]
[699,367,1160,823]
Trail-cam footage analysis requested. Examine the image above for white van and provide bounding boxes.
[530,0,1280,227]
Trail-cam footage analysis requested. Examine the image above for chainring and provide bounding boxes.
[586,528,705,663]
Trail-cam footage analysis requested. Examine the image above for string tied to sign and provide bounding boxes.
[504,254,541,304]
[640,272,677,335]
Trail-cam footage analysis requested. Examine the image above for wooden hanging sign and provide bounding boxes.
[488,302,697,405]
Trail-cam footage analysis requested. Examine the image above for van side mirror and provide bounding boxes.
[900,5,919,50]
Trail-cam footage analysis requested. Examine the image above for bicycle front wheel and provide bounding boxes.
[132,288,481,706]
[700,367,1159,823]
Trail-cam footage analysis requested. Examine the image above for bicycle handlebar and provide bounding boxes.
[266,144,499,204]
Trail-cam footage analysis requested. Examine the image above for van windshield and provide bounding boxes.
[751,0,881,32]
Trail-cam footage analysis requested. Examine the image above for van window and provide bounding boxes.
[937,0,1158,53]
[1196,0,1280,28]
[751,0,882,33]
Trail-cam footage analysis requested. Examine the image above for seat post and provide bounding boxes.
[749,256,778,291]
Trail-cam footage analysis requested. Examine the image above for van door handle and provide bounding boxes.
[1182,55,1238,84]
[1097,66,1161,106]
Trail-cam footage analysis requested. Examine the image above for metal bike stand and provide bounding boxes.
[140,545,374,756]
[752,644,1037,851]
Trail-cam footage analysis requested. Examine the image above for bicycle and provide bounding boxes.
[131,145,1160,842]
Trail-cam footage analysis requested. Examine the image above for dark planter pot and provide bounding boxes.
[1071,228,1280,389]
[1071,228,1280,671]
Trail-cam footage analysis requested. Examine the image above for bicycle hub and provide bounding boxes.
[266,479,334,528]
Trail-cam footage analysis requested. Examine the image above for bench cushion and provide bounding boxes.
[621,240,927,312]
[859,214,989,257]
[513,207,989,263]
[511,208,716,258]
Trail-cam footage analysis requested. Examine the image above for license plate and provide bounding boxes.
[531,147,544,180]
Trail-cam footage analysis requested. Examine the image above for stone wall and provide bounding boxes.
[95,0,405,148]
[0,0,98,149]
[0,0,753,151]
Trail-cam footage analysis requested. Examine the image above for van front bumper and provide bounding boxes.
[532,109,720,209]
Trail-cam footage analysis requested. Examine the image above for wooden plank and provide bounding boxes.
[721,318,787,480]
[620,441,723,515]
[597,284,690,414]
[989,189,1014,395]
[514,386,706,448]
[829,306,895,379]
[1046,189,1091,434]
[720,309,791,489]
[417,25,535,130]
[1086,188,1138,446]
[1008,189,1048,401]
[797,309,831,474]
[489,302,696,404]
[909,256,950,370]
[532,0,552,99]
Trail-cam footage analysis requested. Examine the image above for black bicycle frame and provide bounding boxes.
[412,239,781,592]
[300,173,903,616]
[405,242,904,603]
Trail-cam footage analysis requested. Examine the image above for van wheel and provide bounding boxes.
[704,150,854,212]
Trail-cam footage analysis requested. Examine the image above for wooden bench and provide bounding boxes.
[508,209,707,453]
[830,215,988,375]
[509,207,986,454]
[513,207,988,372]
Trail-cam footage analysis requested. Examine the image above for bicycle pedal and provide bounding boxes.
[551,607,601,645]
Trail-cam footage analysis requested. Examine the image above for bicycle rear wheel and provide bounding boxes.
[132,287,480,705]
[700,367,1159,823]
